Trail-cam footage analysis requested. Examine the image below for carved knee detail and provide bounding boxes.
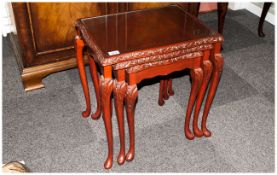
[126,85,138,108]
[213,54,224,72]
[100,77,114,101]
[114,81,127,100]
[190,68,204,83]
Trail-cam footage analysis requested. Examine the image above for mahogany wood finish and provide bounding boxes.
[193,50,213,137]
[113,70,127,165]
[168,79,174,96]
[124,53,204,147]
[160,2,228,104]
[184,68,203,140]
[258,2,272,37]
[75,36,91,118]
[75,5,224,169]
[125,85,138,162]
[99,70,114,169]
[158,80,166,106]
[88,53,102,120]
[201,43,224,137]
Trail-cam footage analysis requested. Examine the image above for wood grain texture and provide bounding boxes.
[28,3,107,53]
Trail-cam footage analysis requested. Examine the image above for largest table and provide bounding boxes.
[75,5,224,169]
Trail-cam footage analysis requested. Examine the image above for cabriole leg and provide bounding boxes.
[193,59,213,137]
[100,77,114,169]
[75,36,91,118]
[184,68,203,140]
[114,80,127,165]
[125,85,138,162]
[202,54,224,137]
[158,80,165,106]
[88,53,102,120]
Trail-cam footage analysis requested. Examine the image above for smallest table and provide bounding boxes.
[75,5,224,169]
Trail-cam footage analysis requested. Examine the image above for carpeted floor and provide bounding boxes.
[2,9,275,172]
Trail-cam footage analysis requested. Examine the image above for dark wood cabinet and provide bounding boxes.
[11,2,200,91]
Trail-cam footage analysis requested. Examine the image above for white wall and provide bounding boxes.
[1,2,16,37]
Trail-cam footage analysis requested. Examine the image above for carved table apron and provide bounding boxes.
[74,5,224,169]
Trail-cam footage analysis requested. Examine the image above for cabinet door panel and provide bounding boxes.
[126,2,174,11]
[28,3,107,54]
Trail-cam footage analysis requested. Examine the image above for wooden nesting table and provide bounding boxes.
[75,5,224,169]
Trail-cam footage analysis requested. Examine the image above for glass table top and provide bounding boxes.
[76,5,222,63]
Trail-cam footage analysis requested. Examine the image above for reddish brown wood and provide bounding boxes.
[87,53,102,120]
[201,43,224,137]
[75,36,91,118]
[113,70,127,165]
[168,79,174,96]
[192,50,213,137]
[124,54,203,156]
[163,79,169,100]
[75,6,224,168]
[125,85,138,162]
[158,80,165,106]
[161,78,174,104]
[100,74,114,169]
[184,68,203,140]
[75,5,223,67]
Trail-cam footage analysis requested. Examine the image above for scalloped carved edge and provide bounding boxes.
[126,51,203,73]
[75,19,223,66]
[114,44,213,70]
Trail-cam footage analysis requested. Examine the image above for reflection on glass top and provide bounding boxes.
[79,5,216,57]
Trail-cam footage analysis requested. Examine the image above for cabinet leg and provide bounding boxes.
[113,81,127,165]
[75,36,91,118]
[125,85,138,162]
[193,60,213,137]
[22,76,45,92]
[184,68,203,140]
[202,54,224,137]
[100,77,114,169]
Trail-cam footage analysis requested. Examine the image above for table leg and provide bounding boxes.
[75,36,91,118]
[168,79,174,96]
[100,76,114,169]
[88,53,101,120]
[125,85,138,162]
[201,52,224,137]
[163,79,169,100]
[184,68,203,140]
[113,75,127,165]
[193,52,213,137]
[158,80,165,106]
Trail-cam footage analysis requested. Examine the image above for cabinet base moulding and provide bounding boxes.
[10,33,88,92]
